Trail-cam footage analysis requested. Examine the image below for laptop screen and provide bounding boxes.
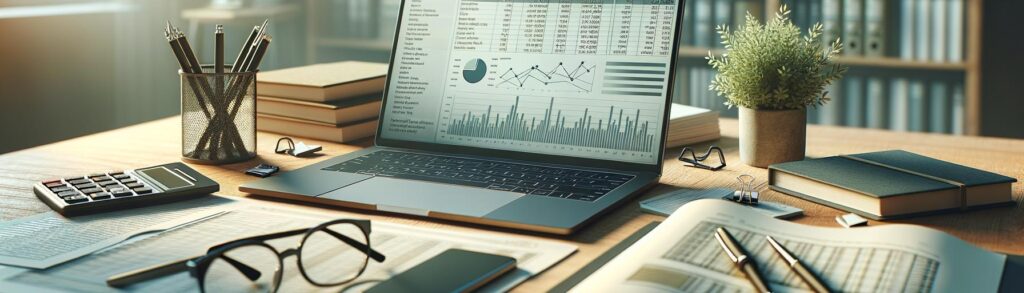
[380,0,683,165]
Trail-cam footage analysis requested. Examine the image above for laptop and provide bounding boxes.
[241,0,687,235]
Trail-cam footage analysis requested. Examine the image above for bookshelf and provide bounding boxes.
[678,0,984,135]
[308,0,985,135]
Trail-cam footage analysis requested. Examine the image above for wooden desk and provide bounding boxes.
[1,117,1022,291]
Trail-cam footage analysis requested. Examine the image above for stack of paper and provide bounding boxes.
[0,197,576,292]
[665,103,720,148]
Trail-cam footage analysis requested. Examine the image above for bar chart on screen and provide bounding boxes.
[437,94,663,159]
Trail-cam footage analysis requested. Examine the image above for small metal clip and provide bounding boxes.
[677,146,726,171]
[275,137,322,157]
[731,174,759,205]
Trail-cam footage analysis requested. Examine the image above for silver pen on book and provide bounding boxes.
[766,235,832,293]
[714,227,771,293]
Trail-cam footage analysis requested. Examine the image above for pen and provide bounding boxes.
[231,25,260,73]
[244,34,272,72]
[215,24,224,74]
[766,236,832,293]
[228,34,272,120]
[238,20,269,74]
[714,227,771,293]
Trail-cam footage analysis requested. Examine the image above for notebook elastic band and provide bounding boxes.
[839,155,968,210]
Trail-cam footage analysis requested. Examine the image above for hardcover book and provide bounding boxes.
[769,150,1017,220]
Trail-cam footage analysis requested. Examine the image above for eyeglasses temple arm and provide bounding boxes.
[107,257,193,287]
[323,228,387,262]
[221,255,263,281]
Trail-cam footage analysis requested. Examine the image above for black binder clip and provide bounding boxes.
[677,146,726,171]
[275,137,322,157]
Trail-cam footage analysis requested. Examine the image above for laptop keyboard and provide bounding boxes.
[322,151,634,202]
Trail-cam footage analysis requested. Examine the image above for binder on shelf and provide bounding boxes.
[808,0,822,31]
[844,76,865,127]
[865,77,886,129]
[951,82,965,134]
[908,80,926,132]
[948,0,965,61]
[820,83,841,125]
[842,0,864,56]
[732,0,750,26]
[791,0,808,31]
[689,67,701,107]
[929,81,950,133]
[900,0,916,59]
[741,0,765,23]
[682,0,696,45]
[674,66,690,104]
[931,0,948,62]
[380,0,401,41]
[914,0,932,61]
[889,78,910,131]
[712,0,732,49]
[694,0,713,48]
[733,0,764,24]
[864,0,886,57]
[822,0,842,50]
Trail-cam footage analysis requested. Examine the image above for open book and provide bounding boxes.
[572,199,1009,292]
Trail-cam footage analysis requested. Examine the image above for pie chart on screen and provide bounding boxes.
[462,58,487,84]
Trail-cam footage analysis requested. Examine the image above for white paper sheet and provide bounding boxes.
[0,198,576,292]
[0,197,233,269]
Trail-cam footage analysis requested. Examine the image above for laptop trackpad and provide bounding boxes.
[319,177,524,217]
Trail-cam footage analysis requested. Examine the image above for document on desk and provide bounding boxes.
[0,198,577,292]
[0,197,232,269]
[571,199,1006,293]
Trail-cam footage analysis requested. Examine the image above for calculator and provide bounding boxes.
[34,162,219,216]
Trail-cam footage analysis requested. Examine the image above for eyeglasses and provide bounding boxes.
[107,219,387,293]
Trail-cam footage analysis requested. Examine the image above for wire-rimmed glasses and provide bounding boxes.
[107,219,386,293]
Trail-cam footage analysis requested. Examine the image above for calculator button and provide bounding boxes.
[68,179,91,185]
[91,175,113,182]
[64,177,85,181]
[63,195,89,204]
[132,187,152,194]
[104,184,124,191]
[51,186,73,193]
[96,180,119,186]
[125,183,144,189]
[74,183,98,190]
[112,174,130,180]
[79,187,104,194]
[120,178,137,184]
[89,192,113,200]
[57,190,81,198]
[110,189,133,197]
[45,182,66,188]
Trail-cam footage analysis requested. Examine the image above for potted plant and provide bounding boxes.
[707,6,847,167]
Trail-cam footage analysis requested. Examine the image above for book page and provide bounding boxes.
[572,199,1005,293]
[0,198,575,292]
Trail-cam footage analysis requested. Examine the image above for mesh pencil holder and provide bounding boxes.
[180,65,257,164]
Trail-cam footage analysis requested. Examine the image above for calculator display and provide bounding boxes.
[138,167,192,189]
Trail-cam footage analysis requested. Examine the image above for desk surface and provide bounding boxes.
[1,117,1022,291]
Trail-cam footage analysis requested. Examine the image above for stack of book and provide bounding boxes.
[255,61,387,143]
[665,103,721,148]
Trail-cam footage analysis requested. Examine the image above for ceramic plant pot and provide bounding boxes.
[738,107,806,167]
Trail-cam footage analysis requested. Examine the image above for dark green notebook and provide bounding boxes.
[769,150,1017,220]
